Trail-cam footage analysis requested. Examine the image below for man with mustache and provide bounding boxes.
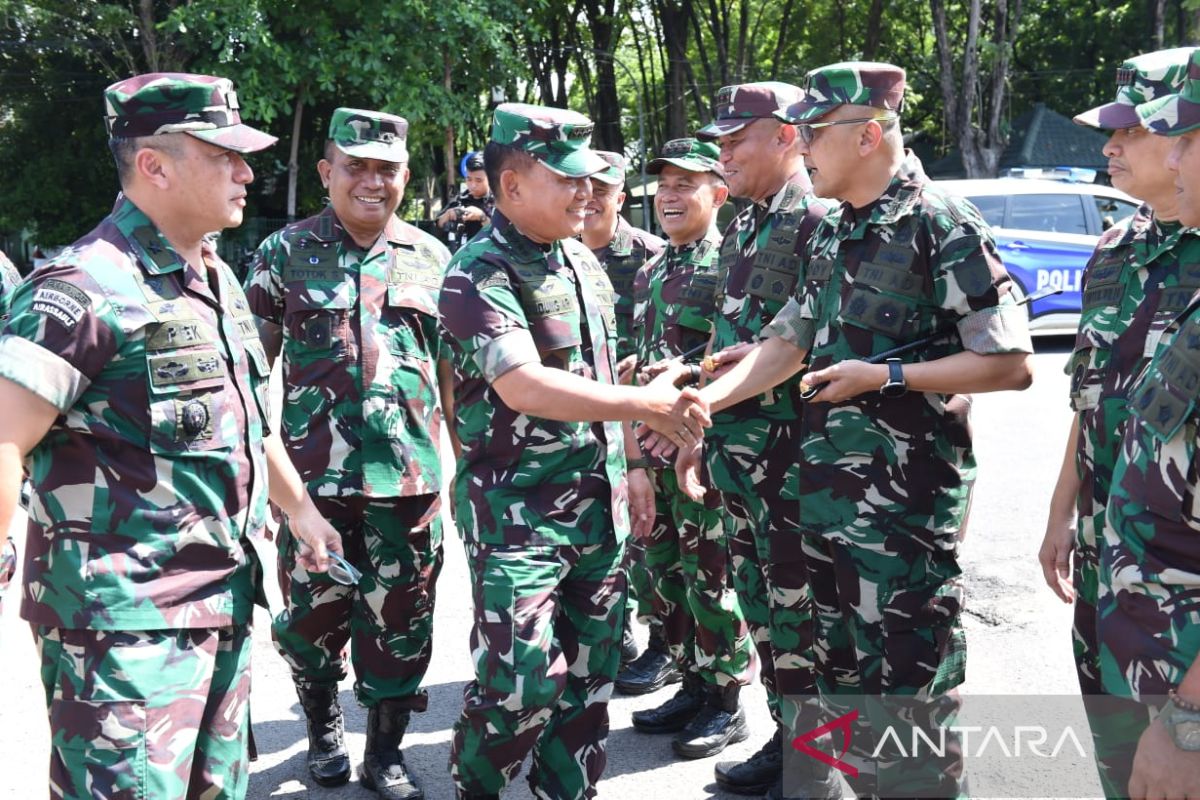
[244,108,452,799]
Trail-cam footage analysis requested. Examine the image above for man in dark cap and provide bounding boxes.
[0,72,341,799]
[679,61,1033,799]
[245,107,452,799]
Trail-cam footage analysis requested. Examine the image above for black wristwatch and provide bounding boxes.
[879,358,907,398]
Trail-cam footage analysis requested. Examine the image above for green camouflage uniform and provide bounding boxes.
[587,151,665,633]
[441,103,627,800]
[768,61,1033,798]
[0,70,278,800]
[0,249,20,609]
[245,107,450,712]
[632,197,754,690]
[1067,48,1194,797]
[696,82,831,728]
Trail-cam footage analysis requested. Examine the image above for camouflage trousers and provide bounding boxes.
[273,493,443,709]
[624,531,658,628]
[450,537,625,799]
[796,535,967,798]
[723,488,815,723]
[1073,511,1148,798]
[34,624,252,800]
[638,468,753,687]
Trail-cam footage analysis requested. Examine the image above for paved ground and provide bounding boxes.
[0,338,1091,798]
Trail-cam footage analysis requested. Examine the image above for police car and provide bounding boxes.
[938,176,1140,336]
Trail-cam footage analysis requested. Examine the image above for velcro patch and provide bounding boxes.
[31,279,91,332]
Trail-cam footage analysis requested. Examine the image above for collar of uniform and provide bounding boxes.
[766,171,812,214]
[111,194,187,274]
[608,215,635,256]
[665,224,722,259]
[855,150,926,232]
[488,210,553,264]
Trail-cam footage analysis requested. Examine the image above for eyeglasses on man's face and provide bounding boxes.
[797,114,898,144]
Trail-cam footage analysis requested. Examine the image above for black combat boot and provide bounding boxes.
[360,699,423,799]
[615,622,681,695]
[294,681,350,787]
[631,671,706,733]
[620,611,640,666]
[714,726,782,794]
[671,682,750,759]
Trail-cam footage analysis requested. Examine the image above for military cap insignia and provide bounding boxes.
[1116,67,1136,86]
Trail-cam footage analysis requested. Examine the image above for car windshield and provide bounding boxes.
[1006,194,1088,235]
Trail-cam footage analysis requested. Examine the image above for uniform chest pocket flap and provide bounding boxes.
[284,285,352,352]
[838,285,914,339]
[146,346,232,452]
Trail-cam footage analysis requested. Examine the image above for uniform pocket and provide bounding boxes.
[146,346,234,454]
[244,339,273,435]
[1067,346,1104,411]
[51,697,147,800]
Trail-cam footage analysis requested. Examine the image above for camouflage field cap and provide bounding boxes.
[647,138,724,177]
[104,72,277,153]
[777,62,906,124]
[490,102,609,178]
[1139,48,1200,136]
[592,151,627,185]
[329,107,409,161]
[1074,48,1194,130]
[696,82,803,140]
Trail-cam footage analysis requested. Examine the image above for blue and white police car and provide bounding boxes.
[938,176,1140,336]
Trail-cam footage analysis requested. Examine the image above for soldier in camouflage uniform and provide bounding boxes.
[439,103,709,800]
[580,150,666,672]
[1036,48,1194,797]
[244,108,451,799]
[0,249,21,612]
[624,138,756,758]
[0,73,341,800]
[687,81,833,796]
[1089,49,1200,798]
[682,62,1033,799]
[436,152,495,251]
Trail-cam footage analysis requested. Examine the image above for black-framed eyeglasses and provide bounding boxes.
[798,115,898,144]
[326,551,363,586]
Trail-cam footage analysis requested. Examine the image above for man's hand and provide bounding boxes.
[1038,516,1076,603]
[459,206,486,223]
[802,360,888,403]
[703,342,756,380]
[628,467,656,539]
[675,439,705,501]
[1128,716,1200,799]
[288,504,343,573]
[617,354,638,386]
[637,429,678,460]
[639,356,687,385]
[640,370,711,449]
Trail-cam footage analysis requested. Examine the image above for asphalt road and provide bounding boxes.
[0,337,1091,799]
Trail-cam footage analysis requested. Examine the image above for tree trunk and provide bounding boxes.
[444,53,457,202]
[864,0,886,60]
[656,0,693,140]
[768,0,798,79]
[287,92,304,221]
[1150,0,1166,47]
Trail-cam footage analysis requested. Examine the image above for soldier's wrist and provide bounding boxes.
[627,456,651,470]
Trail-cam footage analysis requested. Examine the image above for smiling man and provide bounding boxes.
[1035,48,1195,798]
[624,138,756,759]
[679,62,1033,799]
[440,103,710,800]
[244,108,452,799]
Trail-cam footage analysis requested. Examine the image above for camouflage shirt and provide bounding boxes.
[0,195,270,630]
[707,175,830,499]
[245,206,450,499]
[632,226,721,468]
[439,211,629,547]
[0,249,19,314]
[590,215,665,360]
[765,152,1032,552]
[1103,292,1200,699]
[1068,204,1200,548]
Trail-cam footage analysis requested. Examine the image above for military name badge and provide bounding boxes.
[31,279,91,331]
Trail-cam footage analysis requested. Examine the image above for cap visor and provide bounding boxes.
[540,149,611,179]
[647,157,721,176]
[590,167,625,185]
[1072,102,1139,130]
[335,141,409,162]
[775,101,837,124]
[188,125,278,154]
[696,119,750,140]
[1138,94,1200,136]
